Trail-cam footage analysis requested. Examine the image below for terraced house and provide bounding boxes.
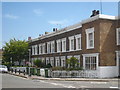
[28,11,120,78]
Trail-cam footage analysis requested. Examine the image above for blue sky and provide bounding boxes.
[2,2,118,48]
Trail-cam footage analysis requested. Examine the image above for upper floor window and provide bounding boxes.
[47,42,51,53]
[86,27,94,49]
[116,28,120,45]
[75,34,81,50]
[51,41,55,53]
[32,46,35,55]
[34,45,38,55]
[62,38,66,52]
[39,44,42,55]
[56,39,61,52]
[69,36,74,51]
[42,43,45,54]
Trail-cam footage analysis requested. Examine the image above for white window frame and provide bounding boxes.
[116,28,120,45]
[51,41,55,53]
[68,36,74,51]
[35,45,38,55]
[56,39,61,52]
[50,57,54,66]
[61,56,66,67]
[67,56,72,68]
[32,46,35,55]
[55,57,60,67]
[82,53,99,70]
[62,38,66,52]
[39,44,42,55]
[42,57,45,63]
[75,34,82,50]
[86,27,94,49]
[42,43,45,54]
[74,55,80,67]
[46,57,49,65]
[47,42,51,53]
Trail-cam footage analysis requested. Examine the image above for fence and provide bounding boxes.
[50,70,98,78]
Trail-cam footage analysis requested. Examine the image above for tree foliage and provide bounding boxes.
[66,57,79,69]
[33,59,42,67]
[2,38,29,66]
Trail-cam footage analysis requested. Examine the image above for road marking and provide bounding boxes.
[90,82,107,84]
[109,87,118,88]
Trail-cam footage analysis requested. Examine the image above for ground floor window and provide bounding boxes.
[82,53,99,70]
[85,57,96,70]
[46,57,50,65]
[50,57,54,67]
[55,57,60,67]
[61,56,66,67]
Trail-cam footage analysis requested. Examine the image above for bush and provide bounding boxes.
[45,63,52,68]
[52,67,65,71]
[33,59,42,67]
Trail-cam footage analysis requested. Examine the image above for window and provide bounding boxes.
[74,55,80,67]
[47,42,51,53]
[55,57,60,67]
[82,53,99,70]
[75,34,81,50]
[86,27,94,49]
[69,36,74,51]
[56,39,61,52]
[116,28,120,45]
[50,57,54,66]
[39,44,42,54]
[42,43,45,54]
[35,45,38,55]
[42,57,45,63]
[67,56,72,68]
[62,38,66,52]
[46,57,50,65]
[51,41,55,53]
[32,46,35,55]
[61,56,66,67]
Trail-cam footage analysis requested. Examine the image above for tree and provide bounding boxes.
[2,38,29,66]
[66,57,79,69]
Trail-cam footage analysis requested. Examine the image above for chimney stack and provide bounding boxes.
[90,10,100,17]
[53,28,57,32]
[28,37,31,40]
[45,32,49,34]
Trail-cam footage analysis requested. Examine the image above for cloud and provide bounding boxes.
[48,19,69,25]
[5,14,19,19]
[33,9,43,16]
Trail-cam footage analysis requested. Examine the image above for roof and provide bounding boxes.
[29,14,117,42]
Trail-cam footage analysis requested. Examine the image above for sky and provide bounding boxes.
[1,1,119,48]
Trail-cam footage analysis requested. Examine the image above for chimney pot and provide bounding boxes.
[28,37,31,40]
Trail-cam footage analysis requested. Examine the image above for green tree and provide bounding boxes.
[33,59,43,67]
[2,38,29,66]
[66,57,79,69]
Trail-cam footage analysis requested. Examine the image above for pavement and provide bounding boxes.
[8,72,119,82]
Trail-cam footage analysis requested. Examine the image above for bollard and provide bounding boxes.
[11,69,13,73]
[15,69,16,73]
[24,70,25,75]
[19,70,20,74]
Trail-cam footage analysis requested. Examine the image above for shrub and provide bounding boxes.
[33,59,42,67]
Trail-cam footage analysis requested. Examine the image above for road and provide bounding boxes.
[1,73,119,89]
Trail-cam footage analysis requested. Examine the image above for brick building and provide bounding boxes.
[28,12,120,78]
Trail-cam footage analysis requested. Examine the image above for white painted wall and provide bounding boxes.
[98,66,118,78]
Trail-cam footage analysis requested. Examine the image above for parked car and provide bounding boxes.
[0,65,8,73]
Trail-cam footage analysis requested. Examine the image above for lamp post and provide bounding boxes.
[10,57,12,72]
[28,49,31,76]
